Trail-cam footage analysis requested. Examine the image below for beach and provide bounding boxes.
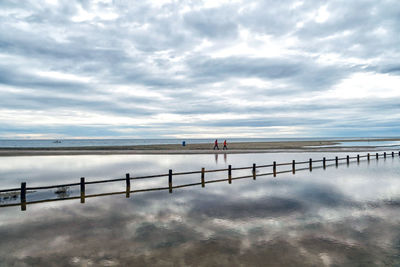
[0,138,399,156]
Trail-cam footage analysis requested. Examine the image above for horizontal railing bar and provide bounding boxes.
[256,164,273,168]
[276,162,292,166]
[256,172,274,177]
[205,178,230,184]
[326,163,337,168]
[0,202,21,207]
[173,170,202,176]
[0,188,20,193]
[172,182,202,189]
[232,174,254,180]
[204,168,229,173]
[28,183,80,190]
[132,173,169,179]
[295,161,309,164]
[295,167,310,171]
[85,178,125,185]
[131,187,170,193]
[86,191,126,198]
[231,166,253,171]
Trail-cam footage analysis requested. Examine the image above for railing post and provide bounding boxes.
[201,168,205,187]
[273,161,277,177]
[169,170,173,193]
[357,154,360,164]
[368,153,370,161]
[126,173,130,198]
[335,156,338,167]
[323,157,326,169]
[398,151,400,157]
[21,182,26,211]
[384,152,386,159]
[346,155,350,165]
[292,160,296,174]
[376,153,379,160]
[309,158,312,172]
[228,165,232,184]
[392,151,394,158]
[80,177,85,203]
[252,163,256,180]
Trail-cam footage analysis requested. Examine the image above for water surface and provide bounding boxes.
[0,152,400,266]
[0,137,398,148]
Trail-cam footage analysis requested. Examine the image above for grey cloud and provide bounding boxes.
[188,196,305,220]
[184,8,238,40]
[0,0,400,137]
[187,56,302,81]
[0,65,91,92]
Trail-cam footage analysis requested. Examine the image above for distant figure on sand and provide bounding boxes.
[223,140,228,150]
[213,139,219,150]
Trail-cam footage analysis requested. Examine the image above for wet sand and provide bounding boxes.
[0,138,399,156]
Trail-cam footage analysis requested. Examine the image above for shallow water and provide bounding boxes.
[1,152,400,266]
[308,140,400,148]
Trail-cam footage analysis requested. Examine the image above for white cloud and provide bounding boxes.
[0,0,399,138]
[328,72,400,100]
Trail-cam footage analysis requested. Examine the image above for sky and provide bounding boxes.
[1,0,400,139]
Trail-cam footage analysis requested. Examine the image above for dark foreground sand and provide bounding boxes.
[0,138,399,156]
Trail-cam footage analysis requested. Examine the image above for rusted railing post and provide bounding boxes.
[126,173,130,198]
[273,161,276,177]
[201,168,205,187]
[309,158,312,172]
[368,153,370,161]
[323,157,326,169]
[335,156,338,167]
[21,182,26,211]
[292,160,296,174]
[228,165,232,184]
[252,163,256,180]
[169,170,173,193]
[80,177,85,203]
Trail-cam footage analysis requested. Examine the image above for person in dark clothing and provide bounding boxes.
[213,139,219,150]
[223,140,228,150]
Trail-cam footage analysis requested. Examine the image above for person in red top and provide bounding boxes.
[213,139,219,150]
[223,140,228,150]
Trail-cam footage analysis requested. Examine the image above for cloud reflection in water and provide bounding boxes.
[0,154,400,266]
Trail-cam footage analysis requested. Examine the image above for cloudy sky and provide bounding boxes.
[1,0,400,139]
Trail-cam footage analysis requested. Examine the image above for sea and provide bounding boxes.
[0,137,400,148]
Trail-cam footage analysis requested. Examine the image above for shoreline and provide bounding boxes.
[0,139,399,156]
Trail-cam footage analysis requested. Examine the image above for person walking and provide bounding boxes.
[213,139,219,150]
[223,140,228,150]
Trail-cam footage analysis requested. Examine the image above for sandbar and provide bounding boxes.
[0,138,399,156]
